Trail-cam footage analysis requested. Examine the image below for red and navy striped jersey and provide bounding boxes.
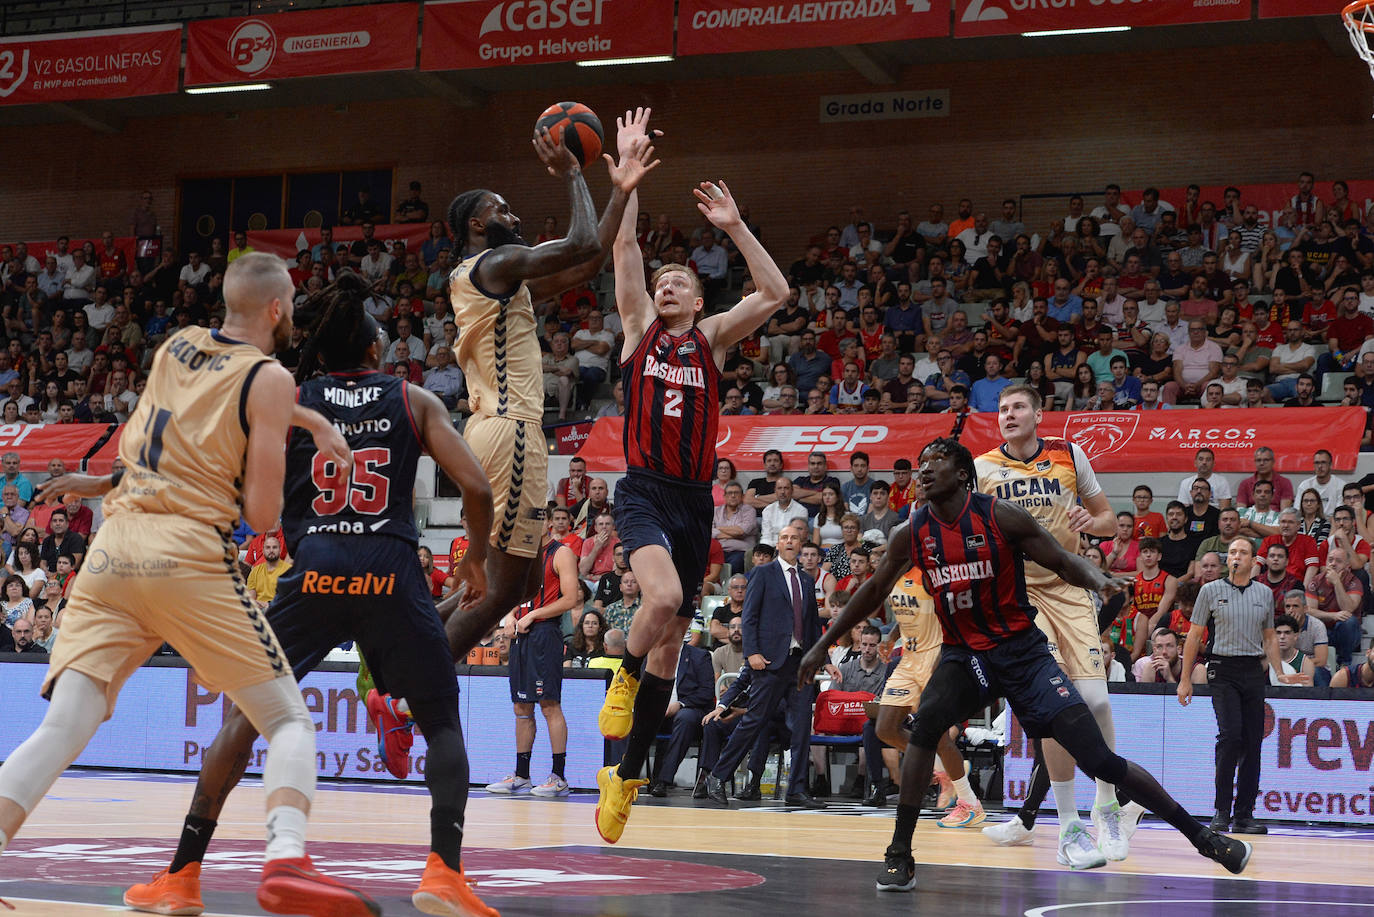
[621,318,721,483]
[908,492,1038,651]
[516,539,567,621]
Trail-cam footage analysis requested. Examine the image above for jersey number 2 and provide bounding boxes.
[663,389,683,417]
[311,447,390,516]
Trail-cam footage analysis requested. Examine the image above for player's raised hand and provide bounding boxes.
[616,107,662,160]
[604,131,659,194]
[35,473,110,502]
[694,180,741,229]
[533,126,580,178]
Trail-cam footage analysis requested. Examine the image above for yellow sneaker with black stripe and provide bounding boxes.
[598,667,639,740]
[594,765,647,844]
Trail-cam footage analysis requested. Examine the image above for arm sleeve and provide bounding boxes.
[1069,443,1103,500]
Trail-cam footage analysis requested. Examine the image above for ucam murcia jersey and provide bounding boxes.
[974,437,1102,587]
[889,567,941,656]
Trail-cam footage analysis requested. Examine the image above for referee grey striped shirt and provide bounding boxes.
[1193,577,1275,657]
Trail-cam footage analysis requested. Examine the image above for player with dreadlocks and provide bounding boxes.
[123,271,501,917]
[800,436,1252,894]
[438,112,657,675]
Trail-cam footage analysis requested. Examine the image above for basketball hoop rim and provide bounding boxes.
[1344,0,1374,32]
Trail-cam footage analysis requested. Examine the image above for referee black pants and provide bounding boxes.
[1210,656,1266,818]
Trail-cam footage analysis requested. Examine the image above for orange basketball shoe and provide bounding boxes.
[123,864,204,916]
[412,851,501,917]
[257,856,380,917]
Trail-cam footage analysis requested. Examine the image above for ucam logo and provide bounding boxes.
[734,424,889,454]
[1062,412,1138,460]
[479,0,610,37]
[229,19,276,74]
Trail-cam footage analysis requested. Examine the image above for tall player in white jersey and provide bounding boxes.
[974,384,1135,869]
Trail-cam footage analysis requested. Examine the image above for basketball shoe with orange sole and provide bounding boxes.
[124,863,204,916]
[412,851,501,917]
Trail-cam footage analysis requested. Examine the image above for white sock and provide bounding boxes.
[1051,779,1080,829]
[1094,779,1116,809]
[952,773,978,806]
[265,805,307,862]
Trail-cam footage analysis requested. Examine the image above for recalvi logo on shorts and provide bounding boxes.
[300,571,396,595]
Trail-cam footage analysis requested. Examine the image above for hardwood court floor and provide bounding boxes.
[0,771,1370,915]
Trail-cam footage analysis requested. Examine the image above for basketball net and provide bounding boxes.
[1343,0,1374,117]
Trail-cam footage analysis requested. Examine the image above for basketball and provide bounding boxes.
[534,101,603,168]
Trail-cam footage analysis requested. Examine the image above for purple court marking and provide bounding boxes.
[0,838,765,897]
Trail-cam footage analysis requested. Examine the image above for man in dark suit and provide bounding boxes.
[648,640,716,797]
[698,664,792,801]
[703,525,826,808]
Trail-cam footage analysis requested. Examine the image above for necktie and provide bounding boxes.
[789,566,804,643]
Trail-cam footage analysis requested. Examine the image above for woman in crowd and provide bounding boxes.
[565,609,606,668]
[1209,305,1242,350]
[1219,233,1251,283]
[37,381,62,424]
[0,402,19,425]
[711,457,737,507]
[823,514,863,578]
[1024,359,1056,410]
[1031,257,1061,300]
[760,362,796,411]
[1251,230,1284,293]
[48,309,71,350]
[1104,511,1141,575]
[1298,488,1330,543]
[1070,362,1097,411]
[7,527,39,569]
[8,543,45,599]
[422,220,453,266]
[945,239,971,293]
[812,483,847,549]
[1,574,34,628]
[1008,280,1034,322]
[1081,543,1109,573]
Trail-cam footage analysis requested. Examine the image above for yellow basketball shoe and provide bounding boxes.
[595,765,648,844]
[598,668,639,740]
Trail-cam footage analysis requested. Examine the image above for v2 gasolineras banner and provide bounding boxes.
[185,3,418,86]
[575,408,1367,473]
[0,25,180,106]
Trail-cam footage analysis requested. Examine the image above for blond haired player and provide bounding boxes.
[874,567,984,826]
[975,383,1135,869]
[0,254,378,916]
[439,113,656,660]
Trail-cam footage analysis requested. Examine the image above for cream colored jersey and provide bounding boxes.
[449,251,543,422]
[974,437,1102,587]
[889,567,941,651]
[103,326,271,532]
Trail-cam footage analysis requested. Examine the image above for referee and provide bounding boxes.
[1178,537,1290,835]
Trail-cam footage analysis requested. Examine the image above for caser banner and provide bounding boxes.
[678,0,949,55]
[954,0,1248,38]
[575,408,1365,473]
[1006,691,1374,824]
[420,0,673,70]
[0,25,180,107]
[186,3,418,86]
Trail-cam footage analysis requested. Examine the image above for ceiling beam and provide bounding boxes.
[832,44,899,84]
[409,71,488,108]
[46,103,122,134]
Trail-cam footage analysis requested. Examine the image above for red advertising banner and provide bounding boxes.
[83,426,123,475]
[1259,0,1329,19]
[678,0,948,55]
[577,408,1366,474]
[186,4,418,86]
[0,25,179,107]
[421,0,673,70]
[954,0,1247,38]
[4,424,117,474]
[244,223,431,261]
[551,420,596,455]
[7,236,137,270]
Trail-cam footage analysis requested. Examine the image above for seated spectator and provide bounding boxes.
[1296,449,1346,516]
[578,511,619,583]
[969,354,1010,412]
[760,478,808,547]
[859,481,900,539]
[1281,589,1329,686]
[1270,614,1316,686]
[8,542,44,599]
[8,617,44,655]
[1306,542,1365,669]
[565,609,607,668]
[1176,447,1233,508]
[923,350,969,411]
[712,482,758,571]
[1105,511,1141,574]
[603,573,641,634]
[1263,320,1316,402]
[1330,645,1374,689]
[1282,372,1319,408]
[1164,321,1222,403]
[1,574,33,627]
[1239,479,1282,543]
[1108,356,1141,408]
[245,535,291,607]
[1133,628,1206,684]
[31,604,57,651]
[416,546,446,598]
[1068,363,1097,411]
[1132,485,1166,538]
[38,509,84,573]
[541,331,578,420]
[1236,446,1295,508]
[0,453,32,505]
[1158,501,1195,579]
[423,344,466,412]
[1317,287,1373,376]
[0,484,28,556]
[1297,488,1330,544]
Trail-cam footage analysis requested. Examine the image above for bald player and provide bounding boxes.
[975,383,1134,869]
[440,111,657,661]
[871,564,984,825]
[0,254,377,916]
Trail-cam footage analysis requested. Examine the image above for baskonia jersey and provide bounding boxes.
[281,371,422,553]
[975,437,1102,587]
[516,539,568,622]
[908,492,1038,651]
[621,317,721,483]
[106,326,271,531]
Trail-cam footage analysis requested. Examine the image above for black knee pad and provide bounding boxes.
[907,711,944,750]
[1051,705,1126,784]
